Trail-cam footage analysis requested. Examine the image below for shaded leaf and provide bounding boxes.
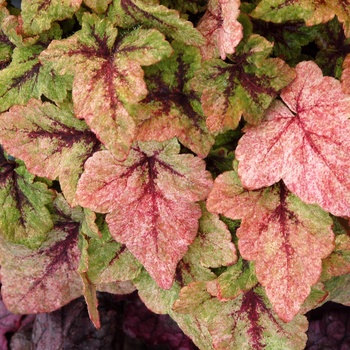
[174,283,308,350]
[0,99,100,206]
[77,139,213,289]
[323,274,350,306]
[236,61,350,217]
[135,40,215,158]
[21,0,82,35]
[191,34,295,132]
[0,153,54,248]
[108,0,204,46]
[207,170,334,321]
[251,0,350,37]
[0,204,83,314]
[160,0,206,14]
[197,0,243,60]
[40,13,173,159]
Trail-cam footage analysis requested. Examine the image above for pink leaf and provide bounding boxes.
[76,139,213,289]
[197,0,243,60]
[207,170,334,321]
[236,61,350,217]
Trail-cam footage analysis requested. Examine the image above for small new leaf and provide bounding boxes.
[76,138,213,289]
[236,61,350,217]
[207,170,334,321]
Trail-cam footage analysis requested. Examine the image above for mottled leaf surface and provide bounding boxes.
[236,61,350,217]
[77,139,213,289]
[191,34,295,133]
[21,0,82,35]
[40,13,172,159]
[0,99,100,206]
[0,208,83,314]
[197,0,243,60]
[135,41,215,158]
[108,0,204,46]
[207,170,334,321]
[342,53,350,94]
[83,0,113,13]
[174,283,308,350]
[251,0,350,37]
[0,30,71,112]
[0,153,54,248]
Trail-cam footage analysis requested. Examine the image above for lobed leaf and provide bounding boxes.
[76,138,213,289]
[21,0,82,35]
[191,34,295,133]
[0,209,83,314]
[0,99,100,206]
[236,61,350,217]
[174,283,308,350]
[197,0,243,60]
[207,170,334,321]
[40,13,173,159]
[0,154,54,248]
[135,40,215,158]
[108,0,205,46]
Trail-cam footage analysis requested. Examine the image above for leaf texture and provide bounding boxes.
[197,0,243,60]
[76,139,213,289]
[39,13,173,159]
[135,40,215,158]
[0,154,54,248]
[0,99,100,206]
[191,34,295,133]
[236,61,350,217]
[207,170,334,321]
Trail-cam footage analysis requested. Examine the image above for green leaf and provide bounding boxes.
[0,99,100,206]
[135,40,215,158]
[108,0,205,46]
[173,284,308,350]
[160,0,206,14]
[21,0,82,35]
[191,34,295,132]
[0,154,54,248]
[83,0,113,13]
[40,13,173,159]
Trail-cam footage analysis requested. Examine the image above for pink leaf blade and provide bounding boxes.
[207,171,334,321]
[76,139,213,289]
[236,61,350,217]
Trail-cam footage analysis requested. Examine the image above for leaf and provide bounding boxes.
[40,13,173,159]
[77,138,213,289]
[207,170,334,321]
[83,0,113,13]
[0,33,72,112]
[0,154,54,248]
[160,0,206,14]
[83,219,142,284]
[0,207,83,314]
[174,283,308,350]
[236,61,350,217]
[21,0,82,35]
[342,53,350,94]
[187,202,237,269]
[197,0,243,60]
[135,40,215,158]
[252,0,350,37]
[0,99,100,206]
[0,8,14,71]
[191,34,295,133]
[107,0,205,46]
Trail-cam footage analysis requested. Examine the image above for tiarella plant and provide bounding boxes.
[0,0,350,349]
